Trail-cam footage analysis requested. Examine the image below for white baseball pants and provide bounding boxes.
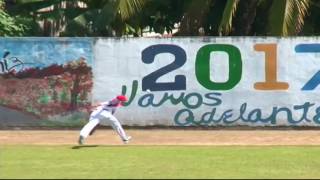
[79,109,128,141]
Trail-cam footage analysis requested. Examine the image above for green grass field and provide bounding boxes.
[1,145,320,179]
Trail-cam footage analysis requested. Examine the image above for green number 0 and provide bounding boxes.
[195,44,242,90]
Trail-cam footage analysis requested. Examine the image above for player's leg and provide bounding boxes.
[89,125,98,136]
[78,118,100,144]
[101,112,131,143]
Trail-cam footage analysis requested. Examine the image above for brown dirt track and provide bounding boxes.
[1,129,320,145]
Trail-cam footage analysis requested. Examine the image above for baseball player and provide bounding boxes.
[78,95,131,145]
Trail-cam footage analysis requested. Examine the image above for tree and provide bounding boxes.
[126,0,185,36]
[64,58,92,110]
[0,0,28,36]
[230,0,258,35]
[3,0,316,36]
[64,0,147,36]
[177,0,311,36]
[301,0,320,35]
[216,0,311,36]
[7,0,146,37]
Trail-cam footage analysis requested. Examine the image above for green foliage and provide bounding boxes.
[0,0,28,36]
[38,92,51,104]
[25,103,40,115]
[7,0,146,37]
[0,99,8,105]
[25,104,34,113]
[141,0,185,34]
[301,0,320,35]
[2,0,320,36]
[52,90,58,102]
[60,85,69,103]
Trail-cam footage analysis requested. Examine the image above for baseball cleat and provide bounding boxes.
[78,135,85,145]
[123,136,132,144]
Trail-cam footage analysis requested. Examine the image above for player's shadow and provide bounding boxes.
[71,145,99,149]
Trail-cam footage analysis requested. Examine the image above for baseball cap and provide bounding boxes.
[116,95,128,102]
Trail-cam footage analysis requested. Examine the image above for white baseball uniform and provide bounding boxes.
[79,98,129,141]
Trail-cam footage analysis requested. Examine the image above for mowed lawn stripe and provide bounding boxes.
[1,145,320,179]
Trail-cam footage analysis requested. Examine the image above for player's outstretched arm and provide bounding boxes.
[90,101,110,110]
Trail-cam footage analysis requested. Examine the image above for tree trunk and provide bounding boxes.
[232,0,258,36]
[70,75,80,110]
[177,0,210,36]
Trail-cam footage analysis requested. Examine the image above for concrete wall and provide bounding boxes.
[94,37,320,127]
[1,37,320,127]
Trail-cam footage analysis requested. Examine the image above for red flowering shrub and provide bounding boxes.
[0,58,93,118]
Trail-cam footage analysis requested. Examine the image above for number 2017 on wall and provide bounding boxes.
[141,43,320,91]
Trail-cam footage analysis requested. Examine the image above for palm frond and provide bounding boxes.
[118,0,146,20]
[9,0,62,15]
[289,0,310,34]
[94,1,119,29]
[268,0,310,36]
[218,0,239,35]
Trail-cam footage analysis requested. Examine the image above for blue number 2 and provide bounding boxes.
[141,44,187,91]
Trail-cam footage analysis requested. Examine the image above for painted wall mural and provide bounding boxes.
[2,37,320,127]
[0,38,93,127]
